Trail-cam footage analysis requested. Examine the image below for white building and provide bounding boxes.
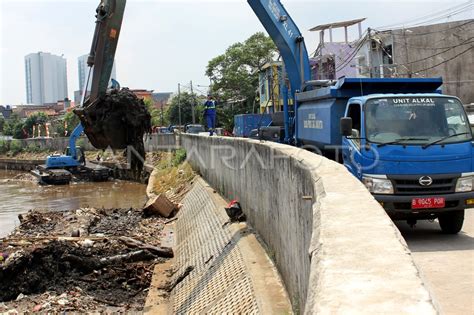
[78,54,117,92]
[25,52,68,105]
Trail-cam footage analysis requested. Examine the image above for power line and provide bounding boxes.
[406,4,474,28]
[332,31,369,71]
[377,1,472,29]
[391,39,474,50]
[398,44,473,75]
[374,20,474,37]
[335,33,368,71]
[376,0,474,30]
[395,36,474,66]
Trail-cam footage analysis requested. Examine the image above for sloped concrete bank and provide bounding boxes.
[181,134,437,314]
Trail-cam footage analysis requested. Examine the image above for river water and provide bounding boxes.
[0,170,147,237]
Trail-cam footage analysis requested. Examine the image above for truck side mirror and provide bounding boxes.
[341,117,353,137]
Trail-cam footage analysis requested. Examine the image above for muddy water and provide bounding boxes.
[0,170,147,237]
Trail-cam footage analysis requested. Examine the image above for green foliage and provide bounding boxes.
[25,143,42,153]
[9,140,23,155]
[56,112,81,137]
[0,140,8,154]
[24,112,48,137]
[144,98,168,127]
[172,149,187,166]
[166,92,204,126]
[206,32,276,110]
[3,114,26,139]
[0,117,4,133]
[76,138,86,149]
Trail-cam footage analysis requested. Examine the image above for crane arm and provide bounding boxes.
[68,124,85,160]
[83,0,126,105]
[247,0,311,95]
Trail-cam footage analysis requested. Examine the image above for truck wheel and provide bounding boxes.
[438,210,464,234]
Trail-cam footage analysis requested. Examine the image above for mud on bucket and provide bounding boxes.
[74,88,152,152]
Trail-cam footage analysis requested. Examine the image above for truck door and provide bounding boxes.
[342,103,363,178]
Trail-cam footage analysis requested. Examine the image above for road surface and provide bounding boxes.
[396,210,474,315]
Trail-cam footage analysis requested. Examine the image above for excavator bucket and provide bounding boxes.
[74,88,152,152]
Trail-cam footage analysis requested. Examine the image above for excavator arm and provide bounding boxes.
[82,0,126,105]
[248,0,311,142]
[248,0,311,96]
[74,0,151,161]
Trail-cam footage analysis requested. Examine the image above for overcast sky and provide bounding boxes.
[0,0,472,104]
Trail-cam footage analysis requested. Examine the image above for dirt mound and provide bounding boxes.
[75,88,151,172]
[0,208,171,311]
[0,240,157,306]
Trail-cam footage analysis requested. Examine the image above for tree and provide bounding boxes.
[24,112,48,137]
[206,32,276,113]
[144,98,168,127]
[166,92,204,126]
[3,114,26,139]
[0,117,4,133]
[56,111,80,137]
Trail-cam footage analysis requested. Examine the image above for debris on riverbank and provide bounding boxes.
[147,151,195,204]
[0,207,170,313]
[0,150,195,312]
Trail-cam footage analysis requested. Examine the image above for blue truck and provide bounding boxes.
[246,0,473,233]
[293,77,473,233]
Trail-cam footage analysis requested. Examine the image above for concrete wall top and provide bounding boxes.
[3,133,178,153]
[181,134,436,314]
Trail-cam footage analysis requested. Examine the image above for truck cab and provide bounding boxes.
[340,94,473,233]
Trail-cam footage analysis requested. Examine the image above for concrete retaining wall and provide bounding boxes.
[144,134,178,152]
[3,134,178,153]
[0,159,45,171]
[181,134,436,314]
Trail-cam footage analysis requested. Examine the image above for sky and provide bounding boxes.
[0,0,473,105]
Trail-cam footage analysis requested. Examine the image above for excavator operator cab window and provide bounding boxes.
[77,147,86,165]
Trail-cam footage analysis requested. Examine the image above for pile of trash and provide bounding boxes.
[0,207,172,313]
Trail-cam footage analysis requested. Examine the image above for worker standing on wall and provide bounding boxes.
[204,95,217,136]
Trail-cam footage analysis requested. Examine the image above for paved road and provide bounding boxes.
[396,210,474,315]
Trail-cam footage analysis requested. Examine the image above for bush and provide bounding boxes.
[0,140,8,154]
[172,149,187,166]
[76,138,86,149]
[10,140,23,155]
[26,143,42,153]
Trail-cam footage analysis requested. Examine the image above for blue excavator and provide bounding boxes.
[32,0,128,185]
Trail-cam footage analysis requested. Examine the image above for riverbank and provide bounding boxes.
[0,171,147,237]
[0,151,195,313]
[0,208,170,313]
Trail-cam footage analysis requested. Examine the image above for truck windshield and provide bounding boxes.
[365,97,472,145]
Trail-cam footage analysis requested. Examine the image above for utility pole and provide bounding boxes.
[190,80,196,124]
[160,102,164,126]
[403,28,412,78]
[178,83,182,127]
[368,27,373,78]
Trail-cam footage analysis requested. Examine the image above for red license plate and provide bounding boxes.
[411,197,445,210]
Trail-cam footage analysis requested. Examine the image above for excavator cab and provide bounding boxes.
[64,147,86,167]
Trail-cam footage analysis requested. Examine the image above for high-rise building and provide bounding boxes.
[25,52,68,105]
[77,54,117,93]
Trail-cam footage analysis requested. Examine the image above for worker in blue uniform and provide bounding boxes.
[204,95,217,136]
